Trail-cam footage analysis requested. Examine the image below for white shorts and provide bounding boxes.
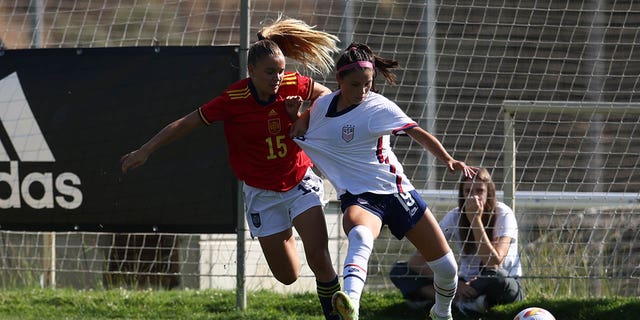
[243,168,324,238]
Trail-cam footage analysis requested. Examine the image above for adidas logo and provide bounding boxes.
[346,267,361,273]
[0,72,83,209]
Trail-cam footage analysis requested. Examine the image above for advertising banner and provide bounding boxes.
[0,46,239,233]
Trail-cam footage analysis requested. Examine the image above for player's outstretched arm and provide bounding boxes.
[310,82,331,101]
[405,126,477,178]
[120,110,204,174]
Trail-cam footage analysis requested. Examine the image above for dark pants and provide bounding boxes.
[469,266,524,307]
[389,261,433,302]
[389,261,524,308]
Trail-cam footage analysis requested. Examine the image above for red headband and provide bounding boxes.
[337,60,374,73]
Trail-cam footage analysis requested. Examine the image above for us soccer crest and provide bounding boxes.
[342,125,355,142]
[268,118,281,134]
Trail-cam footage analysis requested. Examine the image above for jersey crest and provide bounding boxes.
[268,118,281,134]
[342,125,355,142]
[250,213,261,228]
[267,108,282,134]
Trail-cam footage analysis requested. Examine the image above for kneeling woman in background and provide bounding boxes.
[390,168,524,315]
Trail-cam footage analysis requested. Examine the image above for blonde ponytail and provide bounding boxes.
[257,17,339,74]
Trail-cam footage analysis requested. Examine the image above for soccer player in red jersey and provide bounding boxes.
[121,18,341,320]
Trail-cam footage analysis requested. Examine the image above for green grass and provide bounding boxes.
[0,289,638,319]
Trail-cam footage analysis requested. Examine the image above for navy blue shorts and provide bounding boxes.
[339,190,428,239]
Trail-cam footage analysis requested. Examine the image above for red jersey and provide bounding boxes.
[198,72,315,191]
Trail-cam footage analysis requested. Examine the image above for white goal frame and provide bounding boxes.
[502,100,640,211]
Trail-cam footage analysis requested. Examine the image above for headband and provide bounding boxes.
[337,60,374,73]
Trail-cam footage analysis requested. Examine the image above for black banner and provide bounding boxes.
[0,46,239,233]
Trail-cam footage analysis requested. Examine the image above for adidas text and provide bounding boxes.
[0,161,82,209]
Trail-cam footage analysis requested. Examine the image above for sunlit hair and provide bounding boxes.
[251,16,340,74]
[247,40,283,68]
[335,42,399,93]
[457,167,497,254]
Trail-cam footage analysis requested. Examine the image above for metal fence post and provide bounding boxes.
[236,0,249,311]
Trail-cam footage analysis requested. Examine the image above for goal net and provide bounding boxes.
[1,0,639,297]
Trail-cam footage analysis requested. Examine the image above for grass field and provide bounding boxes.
[0,288,638,319]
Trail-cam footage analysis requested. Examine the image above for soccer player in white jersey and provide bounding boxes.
[287,43,477,320]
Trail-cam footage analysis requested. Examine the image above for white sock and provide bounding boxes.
[426,251,458,317]
[342,225,374,311]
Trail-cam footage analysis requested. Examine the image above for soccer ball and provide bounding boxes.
[513,307,556,320]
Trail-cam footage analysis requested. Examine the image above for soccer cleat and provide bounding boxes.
[428,306,453,320]
[331,291,358,320]
[456,294,487,316]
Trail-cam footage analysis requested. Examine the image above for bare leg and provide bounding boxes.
[294,205,341,320]
[258,228,300,285]
[404,209,450,261]
[293,205,337,282]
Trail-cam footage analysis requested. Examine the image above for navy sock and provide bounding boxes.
[317,276,341,320]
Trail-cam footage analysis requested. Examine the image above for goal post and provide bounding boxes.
[502,100,640,211]
[493,100,640,295]
[418,189,640,211]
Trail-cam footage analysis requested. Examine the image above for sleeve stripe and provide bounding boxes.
[392,122,418,135]
[305,77,315,100]
[198,108,212,125]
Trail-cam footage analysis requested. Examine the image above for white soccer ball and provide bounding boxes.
[513,307,556,320]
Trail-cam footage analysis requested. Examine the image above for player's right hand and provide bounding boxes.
[290,119,308,138]
[120,150,148,174]
[285,95,303,121]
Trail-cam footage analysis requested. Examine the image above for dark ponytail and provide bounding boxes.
[335,42,399,92]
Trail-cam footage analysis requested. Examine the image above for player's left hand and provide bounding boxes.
[290,119,308,138]
[447,160,477,179]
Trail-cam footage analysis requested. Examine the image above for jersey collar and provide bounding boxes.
[326,93,361,117]
[248,79,276,106]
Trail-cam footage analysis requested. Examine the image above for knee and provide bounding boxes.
[271,264,301,285]
[428,252,457,280]
[274,271,299,285]
[389,261,429,300]
[439,260,458,280]
[482,267,509,288]
[347,225,374,251]
[389,261,409,277]
[278,277,297,286]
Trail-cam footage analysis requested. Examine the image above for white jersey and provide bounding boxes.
[439,201,523,280]
[295,90,418,197]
